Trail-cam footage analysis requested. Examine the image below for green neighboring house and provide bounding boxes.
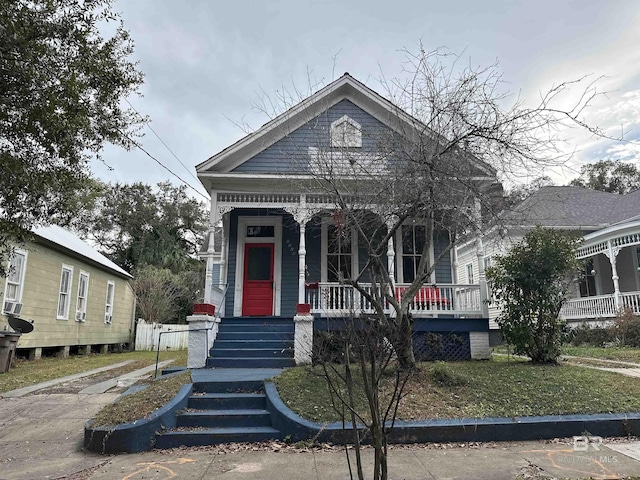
[1,225,136,359]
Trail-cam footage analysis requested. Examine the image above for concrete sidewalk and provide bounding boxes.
[70,440,640,479]
[0,358,179,480]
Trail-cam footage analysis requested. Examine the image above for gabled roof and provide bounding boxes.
[502,186,640,229]
[196,73,497,178]
[32,225,132,278]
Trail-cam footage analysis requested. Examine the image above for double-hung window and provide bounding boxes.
[75,272,89,322]
[3,250,27,314]
[466,263,474,284]
[57,265,73,319]
[400,224,428,283]
[104,281,114,324]
[326,223,353,282]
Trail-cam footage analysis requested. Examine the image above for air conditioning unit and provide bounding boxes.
[76,311,86,322]
[3,301,22,315]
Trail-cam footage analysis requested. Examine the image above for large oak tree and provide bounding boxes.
[0,0,144,273]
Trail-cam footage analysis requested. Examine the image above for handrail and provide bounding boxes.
[154,326,214,378]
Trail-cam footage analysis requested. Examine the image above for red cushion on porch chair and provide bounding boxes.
[395,286,450,307]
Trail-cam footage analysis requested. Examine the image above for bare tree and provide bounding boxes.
[247,45,619,479]
[275,46,617,369]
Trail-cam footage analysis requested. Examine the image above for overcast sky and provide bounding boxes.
[96,0,640,198]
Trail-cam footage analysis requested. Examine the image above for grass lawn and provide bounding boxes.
[562,346,640,364]
[0,349,188,394]
[273,357,640,423]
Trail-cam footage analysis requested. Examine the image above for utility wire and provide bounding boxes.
[124,98,210,199]
[129,137,210,201]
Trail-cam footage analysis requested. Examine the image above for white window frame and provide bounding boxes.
[466,263,475,284]
[57,265,74,320]
[104,281,115,324]
[75,271,89,322]
[330,115,362,148]
[233,216,283,317]
[395,222,435,284]
[3,249,27,313]
[321,218,357,283]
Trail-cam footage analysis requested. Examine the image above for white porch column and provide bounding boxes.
[204,191,218,303]
[219,213,228,286]
[387,238,395,284]
[474,198,490,318]
[385,217,397,284]
[298,222,307,305]
[606,240,622,310]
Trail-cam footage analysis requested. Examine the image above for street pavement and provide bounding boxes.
[1,360,640,479]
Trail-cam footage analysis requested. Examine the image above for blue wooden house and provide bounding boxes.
[195,74,494,364]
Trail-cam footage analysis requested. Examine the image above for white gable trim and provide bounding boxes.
[197,74,498,178]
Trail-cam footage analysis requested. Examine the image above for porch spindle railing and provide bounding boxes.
[306,282,481,316]
[560,294,618,320]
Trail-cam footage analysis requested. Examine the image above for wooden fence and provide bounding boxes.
[134,319,188,351]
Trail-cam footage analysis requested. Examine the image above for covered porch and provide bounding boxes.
[561,219,640,321]
[202,192,484,319]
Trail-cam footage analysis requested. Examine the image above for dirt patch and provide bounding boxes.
[91,370,191,427]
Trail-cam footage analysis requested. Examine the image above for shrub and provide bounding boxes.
[612,308,640,347]
[568,323,614,347]
[486,227,581,363]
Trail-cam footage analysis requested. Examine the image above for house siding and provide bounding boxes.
[1,239,135,350]
[305,221,322,283]
[434,232,452,283]
[232,100,389,174]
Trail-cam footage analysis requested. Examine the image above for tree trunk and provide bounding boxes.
[390,313,415,369]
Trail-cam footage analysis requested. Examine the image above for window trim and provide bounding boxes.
[395,222,434,284]
[104,280,115,324]
[321,218,357,283]
[3,249,28,313]
[57,264,74,320]
[75,271,89,322]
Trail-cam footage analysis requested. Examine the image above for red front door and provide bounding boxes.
[242,243,274,316]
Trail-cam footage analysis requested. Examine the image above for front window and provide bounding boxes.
[579,259,597,297]
[400,224,428,283]
[3,250,27,313]
[466,263,474,284]
[57,265,73,319]
[104,281,115,324]
[75,272,89,322]
[327,223,352,282]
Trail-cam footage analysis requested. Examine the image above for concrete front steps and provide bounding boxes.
[155,318,295,448]
[154,376,281,448]
[207,317,295,369]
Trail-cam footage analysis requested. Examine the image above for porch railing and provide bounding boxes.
[557,292,640,320]
[306,283,482,317]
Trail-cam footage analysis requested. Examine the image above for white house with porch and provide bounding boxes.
[456,185,640,337]
[193,74,495,364]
